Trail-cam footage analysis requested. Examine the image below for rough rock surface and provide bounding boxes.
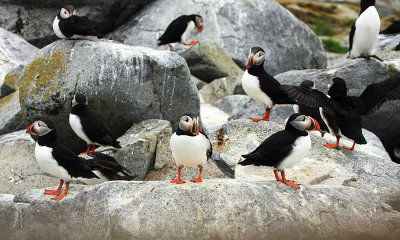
[19,39,199,152]
[198,75,243,103]
[0,0,154,47]
[275,58,400,156]
[0,27,38,86]
[376,34,400,53]
[0,65,23,98]
[0,90,22,135]
[107,0,327,75]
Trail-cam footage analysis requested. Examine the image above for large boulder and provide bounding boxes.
[0,27,38,86]
[107,0,327,75]
[275,58,400,157]
[0,0,154,47]
[0,90,23,135]
[19,39,199,152]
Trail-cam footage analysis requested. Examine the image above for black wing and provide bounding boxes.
[59,15,99,37]
[241,131,297,168]
[349,22,356,53]
[257,71,296,104]
[200,131,213,160]
[86,152,134,181]
[52,144,99,179]
[158,15,190,45]
[358,77,400,115]
[79,109,121,148]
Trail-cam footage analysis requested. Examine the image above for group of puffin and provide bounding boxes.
[26,0,400,200]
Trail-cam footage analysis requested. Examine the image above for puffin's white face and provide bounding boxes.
[246,47,265,68]
[59,7,71,19]
[195,16,204,32]
[290,115,319,132]
[26,120,54,136]
[178,115,199,135]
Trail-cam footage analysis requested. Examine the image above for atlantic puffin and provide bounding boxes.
[241,47,296,122]
[53,5,101,40]
[170,115,212,184]
[293,80,330,137]
[157,14,204,51]
[26,120,133,200]
[348,0,380,59]
[69,93,121,155]
[239,113,320,189]
[282,77,400,150]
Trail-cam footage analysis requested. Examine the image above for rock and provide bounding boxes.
[275,58,400,158]
[198,75,242,103]
[0,90,23,135]
[0,130,57,195]
[0,27,38,86]
[0,65,23,99]
[19,40,199,152]
[107,0,327,75]
[376,34,400,53]
[1,179,399,239]
[199,103,229,134]
[0,1,154,47]
[213,94,294,124]
[180,41,243,82]
[190,75,207,90]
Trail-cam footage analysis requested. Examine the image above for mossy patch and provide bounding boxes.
[3,72,21,90]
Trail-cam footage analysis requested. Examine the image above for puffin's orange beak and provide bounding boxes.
[26,122,38,135]
[307,117,320,131]
[246,53,254,69]
[197,25,204,32]
[195,119,199,136]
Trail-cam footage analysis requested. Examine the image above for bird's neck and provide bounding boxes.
[285,124,308,136]
[37,131,57,147]
[71,104,88,113]
[247,64,266,76]
[360,0,375,14]
[176,128,195,137]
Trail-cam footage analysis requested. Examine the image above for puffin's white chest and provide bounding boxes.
[242,70,273,109]
[170,133,210,167]
[53,17,67,39]
[350,6,380,57]
[276,135,311,170]
[35,142,72,182]
[69,114,93,145]
[181,21,195,43]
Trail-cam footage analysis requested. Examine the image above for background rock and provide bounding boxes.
[107,0,327,75]
[0,90,22,135]
[198,75,242,103]
[0,65,23,98]
[19,40,199,152]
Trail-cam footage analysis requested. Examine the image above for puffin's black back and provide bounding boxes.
[158,15,197,45]
[86,152,134,181]
[59,15,100,38]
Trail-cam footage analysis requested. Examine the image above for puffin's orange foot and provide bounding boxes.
[52,193,67,200]
[44,189,61,195]
[343,146,354,150]
[324,143,339,149]
[190,177,202,183]
[283,180,300,189]
[184,41,199,46]
[170,178,185,184]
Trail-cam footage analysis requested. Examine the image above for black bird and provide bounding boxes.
[53,5,101,40]
[26,120,133,200]
[157,14,204,51]
[241,47,296,122]
[239,113,320,189]
[348,0,380,59]
[282,77,400,150]
[380,20,400,35]
[69,94,121,155]
[293,80,330,137]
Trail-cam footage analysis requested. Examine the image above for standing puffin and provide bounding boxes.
[170,115,212,184]
[53,5,101,40]
[26,120,133,200]
[157,14,204,51]
[242,47,295,122]
[69,94,121,155]
[348,0,380,59]
[282,77,400,150]
[238,113,320,189]
[293,80,330,137]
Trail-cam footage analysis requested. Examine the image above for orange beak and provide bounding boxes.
[195,119,199,136]
[197,25,204,32]
[26,121,38,135]
[307,117,320,131]
[246,53,254,69]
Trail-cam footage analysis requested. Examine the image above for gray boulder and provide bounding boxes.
[19,39,199,152]
[0,90,23,135]
[0,27,38,86]
[0,65,23,99]
[198,75,242,103]
[107,0,327,75]
[376,34,400,53]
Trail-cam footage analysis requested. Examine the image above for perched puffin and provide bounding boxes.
[293,80,330,137]
[157,14,204,51]
[348,0,380,59]
[26,120,133,200]
[69,93,121,155]
[242,47,296,122]
[170,115,212,184]
[53,5,101,40]
[282,77,400,150]
[239,113,320,189]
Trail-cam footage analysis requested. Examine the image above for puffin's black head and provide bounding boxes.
[178,114,199,136]
[72,93,87,107]
[246,47,265,69]
[300,80,315,89]
[58,5,75,19]
[192,15,204,32]
[328,77,347,97]
[26,120,56,136]
[287,113,320,132]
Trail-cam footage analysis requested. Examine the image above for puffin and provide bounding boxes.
[170,115,212,184]
[348,0,380,59]
[380,20,400,35]
[69,93,121,155]
[157,14,204,51]
[241,47,296,122]
[238,113,320,189]
[293,80,330,137]
[26,120,133,200]
[281,77,400,150]
[53,5,101,40]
